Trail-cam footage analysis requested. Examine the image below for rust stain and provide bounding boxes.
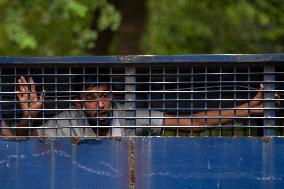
[263,136,271,143]
[71,137,79,145]
[129,139,136,189]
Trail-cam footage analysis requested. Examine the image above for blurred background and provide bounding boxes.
[0,0,283,56]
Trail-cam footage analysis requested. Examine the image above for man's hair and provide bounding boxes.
[72,68,110,93]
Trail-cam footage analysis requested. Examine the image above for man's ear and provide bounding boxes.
[74,97,82,108]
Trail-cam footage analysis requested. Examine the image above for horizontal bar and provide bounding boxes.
[2,125,284,130]
[0,54,283,64]
[1,90,282,94]
[2,116,284,121]
[0,107,282,112]
[1,72,284,77]
[1,81,284,86]
[1,98,282,103]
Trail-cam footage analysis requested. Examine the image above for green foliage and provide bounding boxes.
[142,0,284,54]
[0,0,121,56]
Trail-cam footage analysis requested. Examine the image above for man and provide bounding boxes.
[1,75,279,139]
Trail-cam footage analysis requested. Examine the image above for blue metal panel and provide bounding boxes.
[0,139,130,189]
[0,54,283,64]
[1,138,284,189]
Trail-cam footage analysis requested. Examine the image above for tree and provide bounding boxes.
[0,0,121,56]
[141,0,284,54]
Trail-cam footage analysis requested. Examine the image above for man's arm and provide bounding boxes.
[165,103,253,132]
[164,84,280,132]
[1,120,14,137]
[15,76,44,136]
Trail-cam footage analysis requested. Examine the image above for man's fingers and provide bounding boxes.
[20,75,27,83]
[39,90,46,102]
[18,78,27,93]
[29,77,36,93]
[259,83,264,90]
[275,94,281,108]
[254,83,264,99]
[19,76,29,92]
[16,90,22,100]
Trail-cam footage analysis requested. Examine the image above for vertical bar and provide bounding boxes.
[82,66,86,136]
[125,66,136,136]
[263,64,275,136]
[218,66,222,136]
[148,67,152,136]
[204,66,208,136]
[176,67,180,136]
[68,67,73,137]
[233,65,237,136]
[96,67,99,135]
[190,67,193,136]
[162,67,166,135]
[248,66,251,136]
[42,67,45,137]
[55,67,58,136]
[27,67,31,136]
[0,66,2,129]
[110,67,113,136]
[14,67,17,135]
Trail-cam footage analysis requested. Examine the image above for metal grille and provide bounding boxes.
[0,55,283,138]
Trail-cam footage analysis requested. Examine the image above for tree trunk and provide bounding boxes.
[91,0,146,55]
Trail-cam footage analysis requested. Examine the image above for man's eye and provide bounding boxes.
[101,93,108,98]
[86,96,95,100]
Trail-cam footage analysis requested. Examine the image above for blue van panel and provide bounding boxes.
[0,137,284,189]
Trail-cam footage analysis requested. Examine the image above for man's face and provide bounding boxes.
[80,85,111,122]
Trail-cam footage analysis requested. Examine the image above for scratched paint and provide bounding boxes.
[1,137,284,189]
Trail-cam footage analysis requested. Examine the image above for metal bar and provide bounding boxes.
[2,115,283,121]
[204,66,208,136]
[96,67,99,135]
[55,67,58,136]
[247,66,251,136]
[3,80,284,85]
[190,67,194,136]
[42,67,45,136]
[219,66,222,136]
[1,98,283,103]
[4,89,284,94]
[0,66,1,129]
[110,67,113,136]
[2,125,284,129]
[83,66,87,136]
[125,66,136,136]
[263,64,276,136]
[148,67,152,136]
[2,72,284,77]
[176,67,180,136]
[162,67,166,135]
[14,67,17,135]
[1,107,282,112]
[233,65,237,136]
[0,54,283,64]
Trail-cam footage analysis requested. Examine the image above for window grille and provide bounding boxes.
[0,55,283,138]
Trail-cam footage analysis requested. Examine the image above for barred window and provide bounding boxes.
[0,55,283,139]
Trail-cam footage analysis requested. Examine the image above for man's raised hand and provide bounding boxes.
[16,76,45,118]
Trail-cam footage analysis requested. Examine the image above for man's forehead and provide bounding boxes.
[86,85,109,92]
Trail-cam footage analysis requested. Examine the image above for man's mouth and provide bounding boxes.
[98,111,109,119]
[97,111,110,126]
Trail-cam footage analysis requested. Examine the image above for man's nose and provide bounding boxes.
[98,100,105,109]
